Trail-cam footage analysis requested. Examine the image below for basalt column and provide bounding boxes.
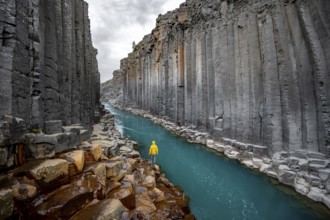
[0,0,100,161]
[120,0,330,156]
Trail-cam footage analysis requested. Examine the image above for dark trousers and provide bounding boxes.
[150,154,157,164]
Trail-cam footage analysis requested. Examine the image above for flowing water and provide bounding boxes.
[105,104,330,220]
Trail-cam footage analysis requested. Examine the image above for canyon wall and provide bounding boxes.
[115,0,330,156]
[0,0,100,167]
[101,70,123,105]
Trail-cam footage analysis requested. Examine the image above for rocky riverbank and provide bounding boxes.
[111,104,330,211]
[0,112,195,219]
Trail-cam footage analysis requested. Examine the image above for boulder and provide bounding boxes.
[242,160,254,169]
[85,163,106,179]
[109,185,136,210]
[123,174,135,186]
[259,163,271,173]
[129,150,140,158]
[91,145,102,161]
[12,183,37,200]
[80,129,90,142]
[149,187,166,203]
[252,158,263,169]
[0,188,13,220]
[262,157,272,164]
[120,146,132,154]
[0,116,27,146]
[29,159,68,184]
[250,144,268,158]
[302,172,322,186]
[126,158,138,171]
[307,187,326,202]
[318,169,330,181]
[106,161,123,179]
[60,150,85,172]
[294,177,310,195]
[35,183,94,218]
[213,143,226,153]
[136,192,157,215]
[25,133,77,159]
[143,175,156,189]
[70,199,124,220]
[206,139,214,147]
[44,120,63,134]
[272,152,288,167]
[278,165,296,186]
[224,149,239,159]
[112,170,128,182]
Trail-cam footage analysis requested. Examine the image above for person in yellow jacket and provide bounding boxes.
[149,140,158,165]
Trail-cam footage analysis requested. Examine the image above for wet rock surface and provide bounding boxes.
[0,112,195,219]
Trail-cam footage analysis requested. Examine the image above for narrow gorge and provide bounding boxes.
[102,0,330,210]
[107,0,330,156]
[0,1,195,219]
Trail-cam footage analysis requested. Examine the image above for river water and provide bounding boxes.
[105,104,329,220]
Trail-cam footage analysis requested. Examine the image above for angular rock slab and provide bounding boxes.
[34,184,94,218]
[60,150,85,172]
[278,165,296,186]
[44,120,63,134]
[109,185,136,210]
[136,192,157,216]
[70,199,124,220]
[29,159,68,184]
[106,161,123,179]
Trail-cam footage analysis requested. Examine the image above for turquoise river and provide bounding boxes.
[105,104,330,220]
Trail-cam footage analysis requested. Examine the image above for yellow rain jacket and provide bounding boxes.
[149,141,158,155]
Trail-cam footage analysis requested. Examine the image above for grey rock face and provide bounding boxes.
[103,0,330,157]
[101,70,123,105]
[0,0,100,168]
[0,0,100,128]
[44,120,63,135]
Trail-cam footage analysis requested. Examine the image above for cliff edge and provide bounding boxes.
[0,0,100,168]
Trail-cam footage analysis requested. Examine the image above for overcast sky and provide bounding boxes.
[85,0,185,82]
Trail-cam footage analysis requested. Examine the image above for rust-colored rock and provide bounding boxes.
[136,192,156,215]
[70,199,124,220]
[109,185,136,210]
[33,184,93,218]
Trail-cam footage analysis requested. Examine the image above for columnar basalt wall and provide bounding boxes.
[119,0,330,156]
[0,0,100,129]
[0,0,100,166]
